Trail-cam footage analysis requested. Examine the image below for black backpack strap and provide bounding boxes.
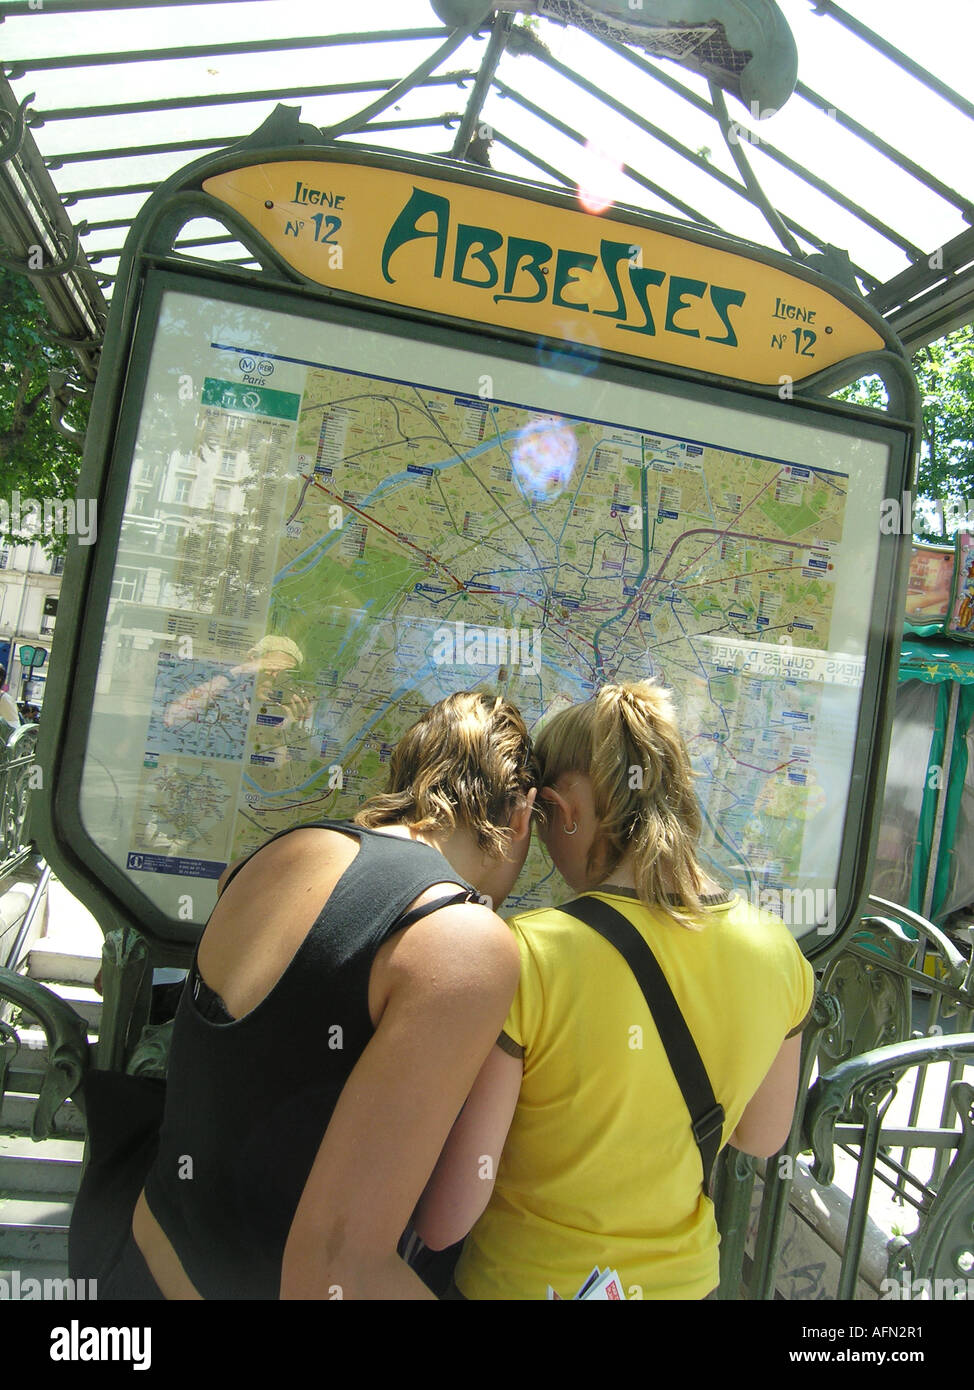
[562,895,725,1191]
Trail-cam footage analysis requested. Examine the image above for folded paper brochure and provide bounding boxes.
[546,1267,625,1300]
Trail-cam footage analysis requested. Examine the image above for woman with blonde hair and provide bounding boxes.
[92,690,538,1300]
[414,680,815,1300]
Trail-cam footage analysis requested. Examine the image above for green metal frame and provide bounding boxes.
[0,3,967,1305]
[31,109,919,971]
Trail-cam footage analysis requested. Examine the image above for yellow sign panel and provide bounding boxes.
[203,159,884,386]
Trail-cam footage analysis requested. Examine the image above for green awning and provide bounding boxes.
[899,633,974,685]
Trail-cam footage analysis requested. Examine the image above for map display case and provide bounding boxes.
[37,115,918,958]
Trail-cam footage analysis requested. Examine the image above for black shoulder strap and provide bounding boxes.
[562,895,725,1191]
[389,888,479,933]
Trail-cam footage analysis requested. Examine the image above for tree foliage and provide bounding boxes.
[835,323,974,540]
[0,266,90,551]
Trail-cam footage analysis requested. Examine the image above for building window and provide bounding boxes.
[40,595,58,634]
[0,549,8,570]
[174,479,192,505]
[50,555,65,575]
[110,569,145,603]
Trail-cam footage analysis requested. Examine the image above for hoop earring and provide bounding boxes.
[564,821,578,836]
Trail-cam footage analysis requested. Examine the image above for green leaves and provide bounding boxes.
[0,266,89,553]
[836,324,974,541]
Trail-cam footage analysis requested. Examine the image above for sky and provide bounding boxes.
[2,0,972,295]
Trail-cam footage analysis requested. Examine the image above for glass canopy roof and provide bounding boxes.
[1,0,972,387]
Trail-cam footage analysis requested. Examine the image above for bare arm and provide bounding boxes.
[216,857,247,897]
[279,902,520,1299]
[412,1042,523,1251]
[727,1033,803,1158]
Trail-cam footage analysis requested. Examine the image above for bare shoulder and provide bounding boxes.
[381,898,520,1001]
[217,826,357,896]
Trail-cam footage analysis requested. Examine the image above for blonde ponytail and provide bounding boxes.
[535,681,707,929]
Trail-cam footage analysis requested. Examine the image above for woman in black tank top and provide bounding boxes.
[97,691,538,1300]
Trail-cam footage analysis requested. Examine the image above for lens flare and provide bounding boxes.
[512,417,578,502]
[576,140,623,216]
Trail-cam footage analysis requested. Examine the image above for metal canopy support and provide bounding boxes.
[32,71,476,125]
[601,38,925,267]
[794,79,974,223]
[499,49,876,285]
[809,0,974,126]
[493,79,716,227]
[45,136,237,169]
[493,74,879,289]
[490,128,573,188]
[0,76,106,379]
[708,83,803,260]
[0,5,967,361]
[450,11,513,157]
[872,225,974,350]
[2,29,446,76]
[321,23,483,140]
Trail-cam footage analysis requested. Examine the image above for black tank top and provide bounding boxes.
[143,818,477,1299]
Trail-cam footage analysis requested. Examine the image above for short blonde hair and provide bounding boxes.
[535,682,706,928]
[354,691,538,858]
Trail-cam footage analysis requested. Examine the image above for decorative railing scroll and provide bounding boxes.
[0,722,38,883]
[716,895,974,1300]
[803,1036,974,1299]
[0,965,89,1138]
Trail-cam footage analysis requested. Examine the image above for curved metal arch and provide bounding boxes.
[0,218,89,279]
[0,88,35,164]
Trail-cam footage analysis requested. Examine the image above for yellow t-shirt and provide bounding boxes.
[455,890,816,1301]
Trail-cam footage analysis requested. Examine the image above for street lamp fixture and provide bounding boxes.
[429,0,798,112]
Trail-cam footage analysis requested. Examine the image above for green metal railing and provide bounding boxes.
[0,720,44,975]
[0,722,38,888]
[715,896,974,1300]
[0,966,89,1139]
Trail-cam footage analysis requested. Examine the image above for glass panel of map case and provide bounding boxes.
[79,284,898,937]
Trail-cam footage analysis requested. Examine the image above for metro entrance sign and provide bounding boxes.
[201,158,883,386]
[35,106,918,964]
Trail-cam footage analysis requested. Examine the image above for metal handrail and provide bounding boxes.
[3,859,53,973]
[716,897,974,1299]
